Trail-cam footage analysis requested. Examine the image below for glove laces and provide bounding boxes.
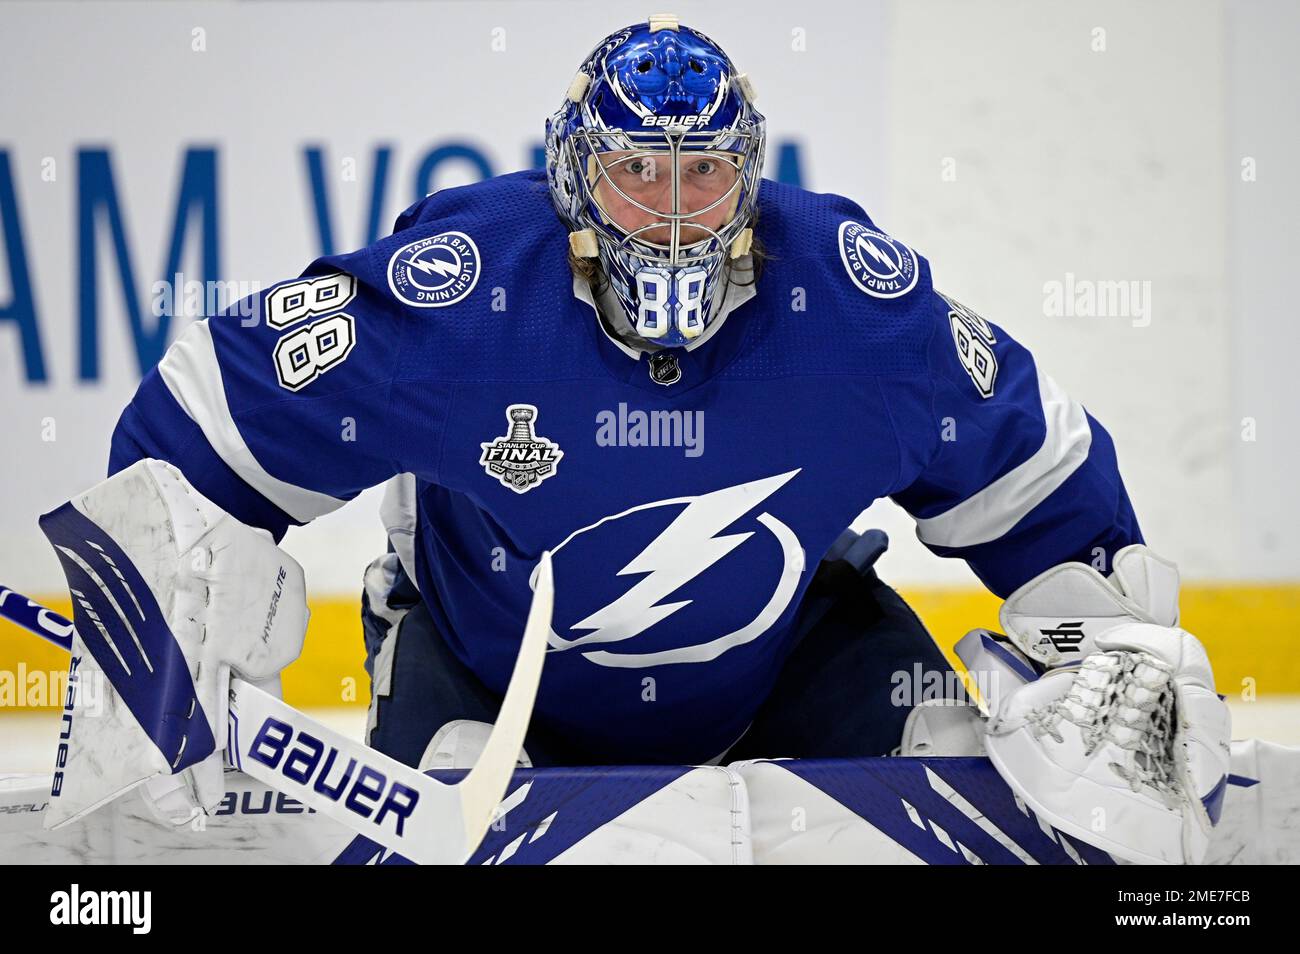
[1027,651,1180,806]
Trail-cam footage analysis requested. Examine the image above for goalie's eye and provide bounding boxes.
[690,159,717,176]
[625,158,656,178]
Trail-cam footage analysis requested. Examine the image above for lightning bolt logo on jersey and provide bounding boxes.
[546,471,805,669]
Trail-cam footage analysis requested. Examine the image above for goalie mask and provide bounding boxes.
[545,15,766,348]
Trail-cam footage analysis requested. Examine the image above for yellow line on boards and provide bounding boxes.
[1,586,1297,710]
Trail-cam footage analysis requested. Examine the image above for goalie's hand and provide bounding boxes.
[985,623,1230,864]
[979,546,1231,864]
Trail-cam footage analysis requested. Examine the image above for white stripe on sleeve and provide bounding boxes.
[158,320,348,523]
[913,367,1092,549]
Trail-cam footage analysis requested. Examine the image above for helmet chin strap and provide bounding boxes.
[568,226,735,261]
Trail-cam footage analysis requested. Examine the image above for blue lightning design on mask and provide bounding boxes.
[561,470,800,649]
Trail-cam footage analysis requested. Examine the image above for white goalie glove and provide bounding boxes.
[972,545,1231,864]
[39,459,309,828]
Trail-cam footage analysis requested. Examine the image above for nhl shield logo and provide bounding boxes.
[838,221,919,299]
[479,405,564,494]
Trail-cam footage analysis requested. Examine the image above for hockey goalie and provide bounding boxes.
[29,14,1233,865]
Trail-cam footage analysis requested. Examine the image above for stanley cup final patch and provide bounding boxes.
[479,405,564,494]
[838,221,919,299]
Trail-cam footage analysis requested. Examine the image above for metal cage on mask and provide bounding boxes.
[546,20,766,349]
[566,126,763,346]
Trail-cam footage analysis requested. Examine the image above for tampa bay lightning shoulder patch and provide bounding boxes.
[838,221,918,300]
[387,230,481,308]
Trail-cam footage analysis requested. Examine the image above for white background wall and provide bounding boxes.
[0,0,1295,595]
[1225,0,1300,580]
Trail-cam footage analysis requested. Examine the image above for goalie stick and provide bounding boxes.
[0,552,553,865]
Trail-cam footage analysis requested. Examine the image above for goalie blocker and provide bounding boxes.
[32,460,556,864]
[38,459,309,827]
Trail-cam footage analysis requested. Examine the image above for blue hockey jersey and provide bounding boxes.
[108,170,1142,763]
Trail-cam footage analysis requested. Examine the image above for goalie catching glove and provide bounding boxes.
[39,459,309,828]
[968,545,1231,864]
